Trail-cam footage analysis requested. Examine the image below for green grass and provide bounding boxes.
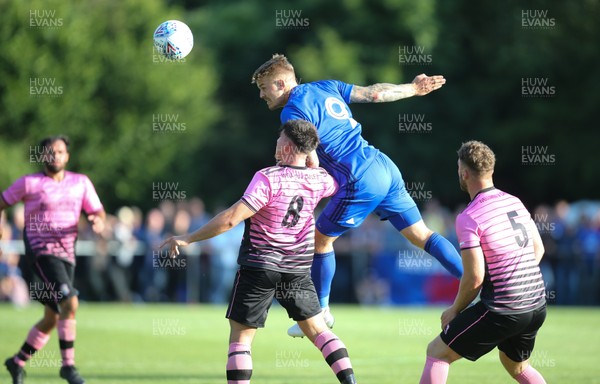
[0,303,599,383]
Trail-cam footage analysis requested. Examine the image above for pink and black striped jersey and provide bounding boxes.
[2,171,104,265]
[239,165,337,272]
[456,187,546,314]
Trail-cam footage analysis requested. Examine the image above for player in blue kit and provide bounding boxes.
[252,54,464,337]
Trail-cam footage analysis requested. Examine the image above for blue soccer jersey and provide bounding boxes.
[280,80,380,187]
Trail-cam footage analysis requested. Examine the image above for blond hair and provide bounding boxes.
[251,53,295,84]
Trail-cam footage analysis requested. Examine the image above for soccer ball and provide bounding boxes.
[153,20,194,60]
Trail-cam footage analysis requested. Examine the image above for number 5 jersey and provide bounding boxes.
[455,187,546,314]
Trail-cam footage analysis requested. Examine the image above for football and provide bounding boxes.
[153,20,194,60]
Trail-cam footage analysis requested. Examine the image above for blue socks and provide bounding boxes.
[424,233,464,279]
[310,233,462,310]
[311,251,336,308]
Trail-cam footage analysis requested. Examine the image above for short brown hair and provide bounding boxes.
[251,53,295,84]
[280,120,320,154]
[457,140,495,175]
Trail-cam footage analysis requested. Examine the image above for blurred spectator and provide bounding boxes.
[421,199,451,237]
[355,268,390,305]
[139,208,168,301]
[351,215,387,304]
[551,200,578,304]
[107,209,136,301]
[0,252,29,307]
[2,198,599,306]
[158,200,177,236]
[0,221,29,307]
[8,203,25,240]
[169,208,192,302]
[114,207,139,273]
[574,212,600,305]
[533,204,558,303]
[188,197,211,231]
[205,210,244,304]
[186,197,212,302]
[81,214,111,301]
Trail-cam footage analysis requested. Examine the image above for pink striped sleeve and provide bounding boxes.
[456,212,480,250]
[321,170,338,198]
[1,175,27,206]
[81,175,103,214]
[241,171,272,213]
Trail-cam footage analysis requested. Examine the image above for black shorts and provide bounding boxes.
[28,255,78,314]
[441,301,547,362]
[225,266,322,328]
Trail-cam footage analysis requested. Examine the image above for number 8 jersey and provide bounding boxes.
[238,164,338,272]
[456,187,546,314]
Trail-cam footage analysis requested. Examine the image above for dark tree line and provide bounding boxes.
[1,0,598,212]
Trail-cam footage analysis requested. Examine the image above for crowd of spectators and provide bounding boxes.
[1,197,599,307]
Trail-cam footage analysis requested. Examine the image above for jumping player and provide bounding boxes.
[419,140,547,384]
[252,54,463,337]
[1,135,105,384]
[159,120,357,384]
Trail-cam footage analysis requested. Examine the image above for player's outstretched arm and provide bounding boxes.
[158,200,254,257]
[350,74,446,103]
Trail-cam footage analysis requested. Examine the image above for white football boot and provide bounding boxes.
[287,307,335,338]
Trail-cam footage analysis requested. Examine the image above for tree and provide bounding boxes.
[0,0,220,211]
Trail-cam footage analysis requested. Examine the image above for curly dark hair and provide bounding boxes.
[280,120,320,154]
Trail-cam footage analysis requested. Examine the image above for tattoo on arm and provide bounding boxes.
[350,83,416,103]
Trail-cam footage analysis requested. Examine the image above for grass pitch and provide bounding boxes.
[0,303,598,383]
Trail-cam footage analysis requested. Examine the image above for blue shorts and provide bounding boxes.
[316,152,422,237]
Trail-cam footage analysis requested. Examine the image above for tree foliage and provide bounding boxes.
[1,0,598,213]
[0,0,219,211]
